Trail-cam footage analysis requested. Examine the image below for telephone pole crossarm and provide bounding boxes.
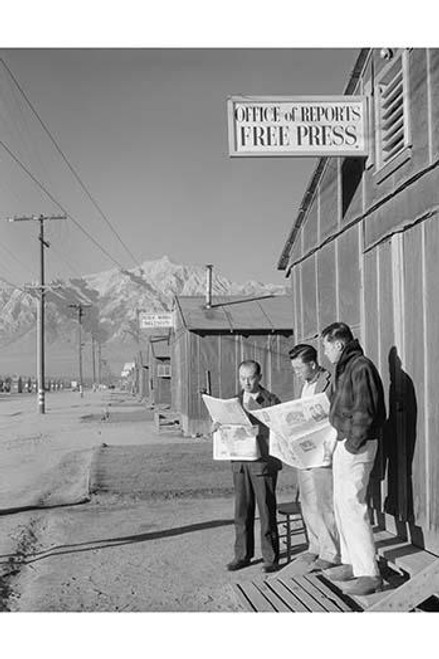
[5,213,67,414]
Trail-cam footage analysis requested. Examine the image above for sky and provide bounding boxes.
[1,1,435,650]
[0,47,359,288]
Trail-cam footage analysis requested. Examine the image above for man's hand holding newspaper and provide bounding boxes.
[250,393,337,469]
[202,395,260,461]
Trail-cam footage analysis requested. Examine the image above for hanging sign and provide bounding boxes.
[139,312,173,329]
[227,95,368,157]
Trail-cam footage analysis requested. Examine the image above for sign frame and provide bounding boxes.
[227,94,370,158]
[138,312,174,329]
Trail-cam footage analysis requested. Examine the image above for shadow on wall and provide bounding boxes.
[369,346,423,546]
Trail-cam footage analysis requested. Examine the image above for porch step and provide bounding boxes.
[154,410,181,432]
[234,572,362,612]
[234,527,439,612]
[373,529,438,576]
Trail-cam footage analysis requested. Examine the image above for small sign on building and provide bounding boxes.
[228,95,369,157]
[139,312,174,329]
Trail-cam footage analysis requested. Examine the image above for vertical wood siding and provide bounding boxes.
[338,226,360,329]
[286,50,439,551]
[219,334,238,399]
[317,242,337,330]
[301,255,317,339]
[320,160,339,241]
[425,217,439,542]
[407,49,429,174]
[429,50,439,159]
[303,198,318,253]
[403,225,427,528]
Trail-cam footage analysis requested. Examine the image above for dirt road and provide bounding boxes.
[0,390,298,612]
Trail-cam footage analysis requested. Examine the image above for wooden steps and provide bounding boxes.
[235,572,360,612]
[234,527,439,612]
[154,410,181,432]
[373,529,438,576]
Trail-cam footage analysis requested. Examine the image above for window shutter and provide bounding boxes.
[376,52,409,168]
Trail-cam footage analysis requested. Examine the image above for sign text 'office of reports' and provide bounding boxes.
[227,96,369,157]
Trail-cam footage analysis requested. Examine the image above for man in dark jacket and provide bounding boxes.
[321,322,386,596]
[225,360,281,574]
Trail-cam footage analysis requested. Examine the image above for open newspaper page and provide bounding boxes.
[251,393,337,469]
[202,394,252,426]
[202,394,260,461]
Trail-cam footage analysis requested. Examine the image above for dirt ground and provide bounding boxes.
[0,390,299,612]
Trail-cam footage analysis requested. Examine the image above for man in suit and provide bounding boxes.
[224,360,282,574]
[289,344,340,571]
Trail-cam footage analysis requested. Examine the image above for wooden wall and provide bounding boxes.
[151,359,171,406]
[171,328,294,437]
[286,48,439,552]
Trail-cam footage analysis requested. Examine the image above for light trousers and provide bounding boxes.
[298,467,340,563]
[332,439,379,577]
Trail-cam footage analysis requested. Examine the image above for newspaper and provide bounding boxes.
[212,424,260,461]
[202,394,252,426]
[202,394,260,461]
[251,393,337,469]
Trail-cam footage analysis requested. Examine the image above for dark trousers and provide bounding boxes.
[232,466,279,564]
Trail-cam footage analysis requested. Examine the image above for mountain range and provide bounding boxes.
[0,256,287,379]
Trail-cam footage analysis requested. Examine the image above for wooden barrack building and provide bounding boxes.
[278,48,439,558]
[171,294,294,436]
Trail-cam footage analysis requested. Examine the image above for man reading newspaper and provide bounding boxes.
[289,344,340,571]
[212,360,282,574]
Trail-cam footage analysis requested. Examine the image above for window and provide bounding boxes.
[375,50,410,171]
[157,363,171,378]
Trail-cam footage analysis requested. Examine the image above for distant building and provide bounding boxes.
[171,294,294,436]
[121,362,135,378]
[278,48,439,553]
[149,336,171,407]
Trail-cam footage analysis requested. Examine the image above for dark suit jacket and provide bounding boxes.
[232,386,282,474]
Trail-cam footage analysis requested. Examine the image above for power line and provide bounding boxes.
[0,271,27,292]
[40,223,101,306]
[0,136,127,271]
[49,241,89,281]
[0,56,143,271]
[0,241,38,280]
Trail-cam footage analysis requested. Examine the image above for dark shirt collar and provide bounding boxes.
[336,339,364,376]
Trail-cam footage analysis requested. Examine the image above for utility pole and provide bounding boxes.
[68,302,91,397]
[7,214,66,414]
[97,341,102,386]
[91,334,97,388]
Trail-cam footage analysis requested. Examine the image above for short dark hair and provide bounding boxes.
[238,359,261,375]
[321,322,354,345]
[289,344,318,364]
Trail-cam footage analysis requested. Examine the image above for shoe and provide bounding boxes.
[311,558,340,571]
[300,552,318,565]
[226,558,251,571]
[341,576,383,595]
[262,562,279,574]
[323,564,354,581]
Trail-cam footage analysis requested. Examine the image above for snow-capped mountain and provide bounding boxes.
[0,257,287,377]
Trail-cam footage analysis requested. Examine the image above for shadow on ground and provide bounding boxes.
[0,518,235,564]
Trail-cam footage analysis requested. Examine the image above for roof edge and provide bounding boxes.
[277,48,372,272]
